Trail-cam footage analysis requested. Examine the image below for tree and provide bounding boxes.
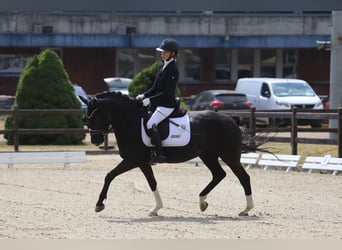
[5,49,85,145]
[128,61,162,97]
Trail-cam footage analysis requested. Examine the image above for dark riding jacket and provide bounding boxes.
[143,60,179,108]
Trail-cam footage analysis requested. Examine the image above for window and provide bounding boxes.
[261,83,271,98]
[283,49,298,78]
[137,48,157,72]
[215,48,231,80]
[193,92,208,106]
[260,49,276,77]
[237,49,254,78]
[0,54,33,77]
[184,49,200,80]
[271,82,315,97]
[117,49,157,78]
[117,49,135,78]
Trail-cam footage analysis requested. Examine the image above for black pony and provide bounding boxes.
[81,91,255,216]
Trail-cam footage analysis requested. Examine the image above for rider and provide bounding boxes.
[136,38,180,164]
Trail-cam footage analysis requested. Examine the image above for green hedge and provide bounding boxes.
[5,49,86,145]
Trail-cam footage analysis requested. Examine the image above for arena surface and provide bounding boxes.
[0,154,341,239]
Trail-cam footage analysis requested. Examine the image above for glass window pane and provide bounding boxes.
[215,48,231,80]
[184,49,200,80]
[260,49,276,77]
[117,49,135,78]
[283,49,298,78]
[216,94,247,103]
[137,48,156,71]
[237,49,254,78]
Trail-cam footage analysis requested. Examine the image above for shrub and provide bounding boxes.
[128,61,162,97]
[5,49,85,145]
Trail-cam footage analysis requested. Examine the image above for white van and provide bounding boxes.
[235,78,323,127]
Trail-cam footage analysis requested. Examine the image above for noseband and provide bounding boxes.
[87,108,112,136]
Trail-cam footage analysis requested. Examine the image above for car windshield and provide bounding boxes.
[271,82,316,97]
[215,94,247,103]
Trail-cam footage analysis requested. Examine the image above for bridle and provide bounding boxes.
[86,107,112,136]
[86,95,138,137]
[87,108,99,120]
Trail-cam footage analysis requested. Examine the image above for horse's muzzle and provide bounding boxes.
[90,131,105,146]
[91,137,104,146]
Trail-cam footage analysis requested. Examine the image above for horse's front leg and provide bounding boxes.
[238,195,254,216]
[139,164,163,216]
[95,159,136,213]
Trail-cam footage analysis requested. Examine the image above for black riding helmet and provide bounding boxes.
[156,38,179,54]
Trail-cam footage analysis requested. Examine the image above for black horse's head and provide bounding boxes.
[80,92,142,146]
[79,95,112,146]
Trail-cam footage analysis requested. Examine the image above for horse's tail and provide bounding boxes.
[241,128,277,154]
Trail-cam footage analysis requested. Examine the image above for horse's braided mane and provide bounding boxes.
[95,91,140,110]
[95,91,130,101]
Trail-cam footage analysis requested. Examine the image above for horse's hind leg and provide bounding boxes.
[139,164,163,216]
[222,157,254,216]
[198,154,227,212]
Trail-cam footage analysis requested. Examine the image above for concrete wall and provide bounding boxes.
[0,13,331,36]
[0,13,332,97]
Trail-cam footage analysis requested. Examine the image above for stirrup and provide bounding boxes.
[150,150,166,164]
[154,155,167,163]
[150,156,166,165]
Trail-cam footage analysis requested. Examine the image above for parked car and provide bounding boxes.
[73,84,91,110]
[73,84,91,124]
[0,95,15,110]
[321,95,330,124]
[321,95,330,109]
[235,77,323,127]
[187,89,252,125]
[104,77,132,95]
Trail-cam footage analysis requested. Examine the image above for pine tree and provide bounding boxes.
[5,49,85,145]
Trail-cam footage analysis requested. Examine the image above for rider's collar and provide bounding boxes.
[162,58,174,71]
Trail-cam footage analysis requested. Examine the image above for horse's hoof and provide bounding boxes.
[95,204,105,213]
[238,211,249,216]
[200,201,208,212]
[149,211,159,217]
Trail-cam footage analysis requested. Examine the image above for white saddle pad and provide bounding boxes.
[141,114,191,147]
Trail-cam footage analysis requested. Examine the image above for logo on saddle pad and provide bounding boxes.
[141,113,191,147]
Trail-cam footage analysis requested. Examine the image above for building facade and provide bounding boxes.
[0,11,331,97]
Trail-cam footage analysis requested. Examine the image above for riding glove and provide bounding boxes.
[136,94,145,100]
[142,98,150,107]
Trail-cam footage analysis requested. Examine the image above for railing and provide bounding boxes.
[1,108,342,156]
[0,108,88,151]
[219,107,342,157]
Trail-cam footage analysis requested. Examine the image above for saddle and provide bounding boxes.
[141,106,191,147]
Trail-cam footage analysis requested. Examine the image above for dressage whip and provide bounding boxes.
[156,109,190,133]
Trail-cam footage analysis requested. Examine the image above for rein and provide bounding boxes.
[89,126,112,136]
[86,108,113,135]
[87,93,145,136]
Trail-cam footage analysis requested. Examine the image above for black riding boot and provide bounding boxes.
[148,126,167,164]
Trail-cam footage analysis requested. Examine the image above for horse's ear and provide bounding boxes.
[79,95,89,105]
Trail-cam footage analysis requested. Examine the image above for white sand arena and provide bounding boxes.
[0,153,341,239]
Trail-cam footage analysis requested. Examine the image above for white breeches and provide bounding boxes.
[147,106,174,129]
